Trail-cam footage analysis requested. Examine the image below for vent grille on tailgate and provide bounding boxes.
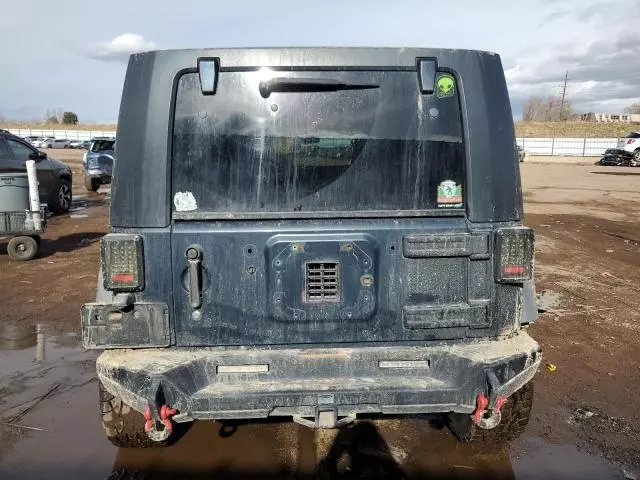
[305,262,339,303]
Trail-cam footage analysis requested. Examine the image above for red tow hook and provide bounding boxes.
[471,394,508,428]
[144,406,154,433]
[144,404,177,440]
[494,395,508,412]
[472,394,489,423]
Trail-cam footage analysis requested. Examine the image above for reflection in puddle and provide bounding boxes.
[0,324,62,379]
[0,324,36,351]
[107,420,629,480]
[110,418,517,480]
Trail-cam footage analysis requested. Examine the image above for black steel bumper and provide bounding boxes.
[95,333,541,428]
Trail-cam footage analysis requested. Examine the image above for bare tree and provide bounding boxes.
[43,108,64,124]
[523,95,574,121]
[522,96,544,121]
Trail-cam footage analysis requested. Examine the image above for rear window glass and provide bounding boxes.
[90,140,115,152]
[172,69,464,215]
[625,132,640,139]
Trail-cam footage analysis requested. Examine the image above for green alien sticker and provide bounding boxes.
[437,180,463,208]
[436,74,456,98]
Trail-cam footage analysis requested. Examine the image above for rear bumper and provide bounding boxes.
[604,149,632,157]
[85,169,111,181]
[95,333,541,427]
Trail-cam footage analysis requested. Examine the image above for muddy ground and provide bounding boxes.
[0,154,639,479]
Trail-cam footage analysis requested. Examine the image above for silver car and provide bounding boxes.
[83,137,114,191]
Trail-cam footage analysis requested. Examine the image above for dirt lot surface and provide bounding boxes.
[1,155,639,479]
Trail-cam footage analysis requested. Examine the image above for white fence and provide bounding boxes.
[516,137,619,156]
[6,128,116,141]
[4,128,620,157]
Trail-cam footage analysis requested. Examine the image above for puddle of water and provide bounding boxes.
[0,329,84,379]
[0,331,110,480]
[511,436,629,480]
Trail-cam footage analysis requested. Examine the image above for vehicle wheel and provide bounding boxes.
[7,236,39,261]
[49,179,72,213]
[447,381,534,444]
[100,381,168,448]
[633,149,640,166]
[99,381,188,448]
[84,175,99,192]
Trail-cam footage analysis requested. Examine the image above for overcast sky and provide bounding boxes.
[1,0,638,123]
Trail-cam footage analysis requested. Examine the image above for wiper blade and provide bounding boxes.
[259,77,379,98]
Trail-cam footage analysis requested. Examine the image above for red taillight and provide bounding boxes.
[628,139,636,144]
[111,273,135,283]
[101,234,144,291]
[495,228,534,283]
[502,265,526,275]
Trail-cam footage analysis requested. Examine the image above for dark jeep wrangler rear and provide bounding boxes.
[82,47,540,447]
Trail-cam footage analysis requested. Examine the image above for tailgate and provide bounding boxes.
[170,219,500,346]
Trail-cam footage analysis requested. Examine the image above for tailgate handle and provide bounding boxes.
[185,246,203,309]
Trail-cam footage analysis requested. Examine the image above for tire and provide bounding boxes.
[99,380,168,448]
[633,149,640,166]
[98,380,191,448]
[7,236,39,261]
[84,175,99,192]
[49,179,72,213]
[447,381,534,444]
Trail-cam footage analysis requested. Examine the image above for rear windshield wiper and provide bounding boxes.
[259,77,379,98]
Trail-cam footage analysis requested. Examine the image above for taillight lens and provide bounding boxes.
[628,139,637,144]
[495,228,534,283]
[101,234,144,291]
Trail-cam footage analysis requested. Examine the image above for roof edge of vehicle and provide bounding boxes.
[127,46,501,66]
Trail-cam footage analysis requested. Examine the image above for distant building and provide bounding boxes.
[580,113,640,123]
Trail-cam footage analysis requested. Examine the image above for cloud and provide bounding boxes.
[88,34,156,63]
[540,0,627,24]
[505,25,640,115]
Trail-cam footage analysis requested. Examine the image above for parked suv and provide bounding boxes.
[0,130,73,213]
[617,132,640,166]
[82,48,540,448]
[83,137,114,191]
